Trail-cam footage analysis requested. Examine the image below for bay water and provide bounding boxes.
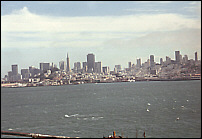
[1,81,201,138]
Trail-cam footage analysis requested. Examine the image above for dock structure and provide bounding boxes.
[1,131,79,138]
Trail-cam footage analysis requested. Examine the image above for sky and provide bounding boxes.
[1,1,201,78]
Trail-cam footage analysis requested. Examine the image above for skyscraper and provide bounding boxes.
[195,52,198,61]
[66,53,71,72]
[21,69,29,79]
[160,58,163,65]
[166,56,171,65]
[150,55,155,67]
[12,64,18,75]
[11,64,21,81]
[40,63,50,73]
[128,62,132,69]
[115,65,122,72]
[175,51,180,63]
[102,66,110,74]
[83,62,87,72]
[29,66,40,77]
[8,71,13,81]
[136,58,141,68]
[87,53,95,73]
[183,55,188,63]
[95,61,102,73]
[59,61,66,71]
[74,62,81,73]
[76,62,81,72]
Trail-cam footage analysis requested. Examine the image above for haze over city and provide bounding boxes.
[1,1,201,78]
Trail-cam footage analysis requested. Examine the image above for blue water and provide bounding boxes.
[1,81,201,138]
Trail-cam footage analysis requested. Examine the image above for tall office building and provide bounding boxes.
[166,56,171,65]
[73,63,77,72]
[8,71,13,82]
[136,58,141,68]
[183,55,188,63]
[102,66,110,74]
[10,64,21,81]
[175,51,180,63]
[50,62,57,69]
[12,64,18,75]
[66,53,71,72]
[160,58,163,65]
[95,62,102,73]
[29,66,40,77]
[87,53,95,73]
[76,62,81,72]
[21,69,29,79]
[195,52,198,61]
[59,61,66,71]
[150,55,155,67]
[40,63,50,73]
[115,65,122,72]
[128,62,132,69]
[29,66,35,76]
[83,62,87,72]
[74,62,81,73]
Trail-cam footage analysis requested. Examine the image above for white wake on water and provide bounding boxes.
[64,114,104,121]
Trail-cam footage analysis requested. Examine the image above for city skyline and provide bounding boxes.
[2,50,200,79]
[1,1,201,78]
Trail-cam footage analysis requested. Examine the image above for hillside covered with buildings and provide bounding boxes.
[1,51,201,87]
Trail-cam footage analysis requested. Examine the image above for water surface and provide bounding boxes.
[1,81,201,138]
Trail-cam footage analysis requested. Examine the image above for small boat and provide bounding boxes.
[103,131,123,138]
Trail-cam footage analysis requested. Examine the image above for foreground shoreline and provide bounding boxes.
[1,78,200,88]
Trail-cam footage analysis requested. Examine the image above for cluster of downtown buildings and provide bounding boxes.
[1,51,201,87]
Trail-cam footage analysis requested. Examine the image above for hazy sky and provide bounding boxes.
[1,1,201,78]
